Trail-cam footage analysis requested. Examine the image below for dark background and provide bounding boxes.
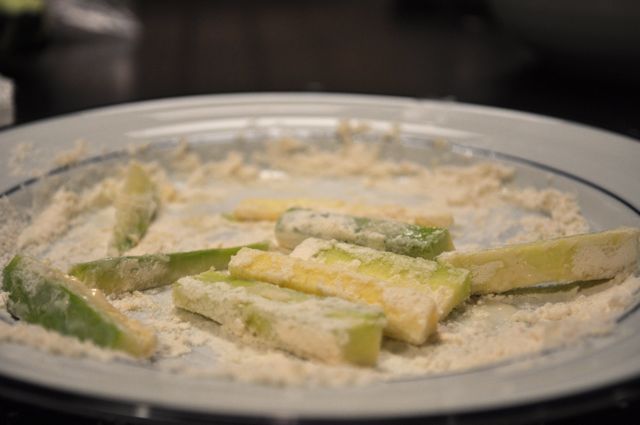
[1,0,639,424]
[1,0,640,138]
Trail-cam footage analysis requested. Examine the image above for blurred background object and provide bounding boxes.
[46,0,139,39]
[0,0,638,138]
[0,0,45,54]
[0,73,13,125]
[489,0,640,76]
[0,0,138,120]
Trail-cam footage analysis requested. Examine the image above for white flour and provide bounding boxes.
[0,137,638,387]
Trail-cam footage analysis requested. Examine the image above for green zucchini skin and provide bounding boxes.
[3,255,156,357]
[69,242,269,294]
[276,208,454,259]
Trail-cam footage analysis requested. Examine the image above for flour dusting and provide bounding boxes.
[0,137,638,387]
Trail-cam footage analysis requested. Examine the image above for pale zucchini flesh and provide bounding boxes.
[233,198,453,227]
[228,248,439,345]
[291,238,470,319]
[173,270,386,366]
[437,228,640,294]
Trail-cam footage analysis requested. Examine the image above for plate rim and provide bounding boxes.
[0,93,639,420]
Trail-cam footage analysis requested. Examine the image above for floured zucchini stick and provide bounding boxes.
[173,270,386,366]
[291,238,470,319]
[2,255,156,358]
[233,198,345,221]
[110,163,159,254]
[438,228,640,294]
[69,242,268,294]
[233,198,453,227]
[276,208,454,259]
[229,248,439,345]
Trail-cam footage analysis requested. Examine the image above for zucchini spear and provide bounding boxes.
[233,198,453,227]
[110,163,159,254]
[173,270,386,366]
[2,255,156,358]
[291,238,470,319]
[69,242,269,294]
[438,228,640,294]
[276,208,454,259]
[228,248,439,345]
